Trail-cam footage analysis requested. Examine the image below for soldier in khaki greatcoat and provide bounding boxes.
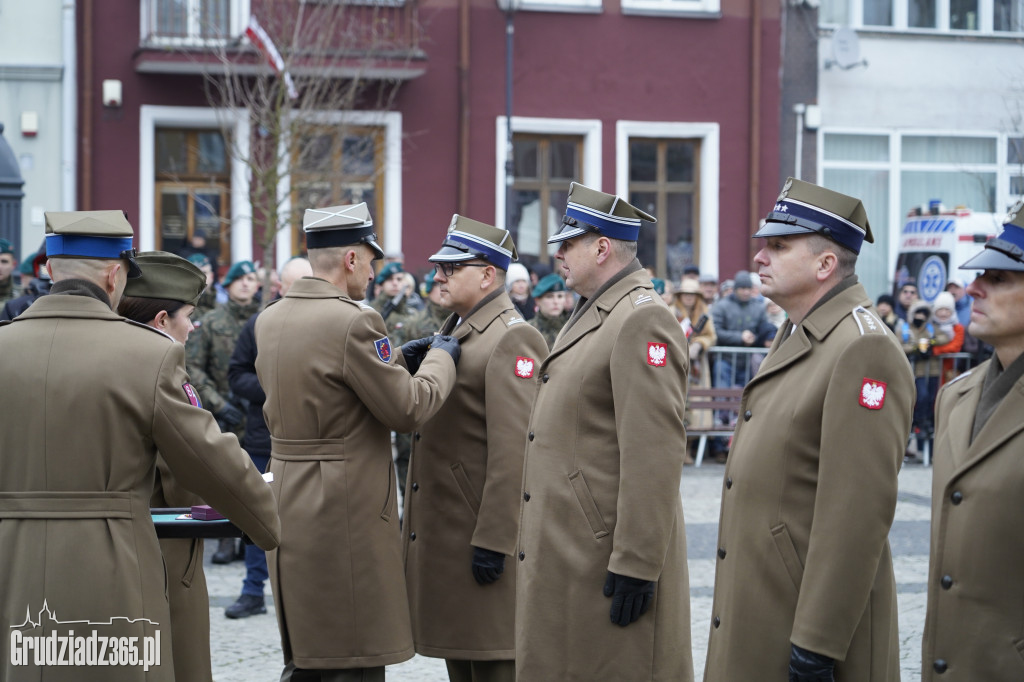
[0,211,280,682]
[403,216,547,682]
[254,203,461,682]
[922,203,1024,681]
[515,183,693,681]
[117,251,214,682]
[703,179,914,681]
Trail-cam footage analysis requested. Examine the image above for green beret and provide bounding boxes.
[18,253,35,275]
[223,260,256,287]
[422,268,436,295]
[375,261,404,285]
[0,239,13,256]
[123,251,207,305]
[186,253,211,269]
[651,278,666,295]
[531,273,566,298]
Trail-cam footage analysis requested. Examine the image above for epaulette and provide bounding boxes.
[123,317,174,341]
[630,287,655,308]
[504,311,526,327]
[945,369,973,386]
[851,305,886,336]
[358,301,375,310]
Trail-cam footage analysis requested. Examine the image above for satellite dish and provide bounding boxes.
[826,26,868,70]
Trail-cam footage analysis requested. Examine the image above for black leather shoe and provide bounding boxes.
[225,594,266,619]
[212,538,236,564]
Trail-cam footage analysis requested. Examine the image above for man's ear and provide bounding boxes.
[106,262,123,293]
[344,248,358,273]
[594,236,613,266]
[817,251,838,282]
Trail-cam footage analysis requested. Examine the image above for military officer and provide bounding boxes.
[186,252,218,318]
[117,251,214,682]
[254,202,461,682]
[404,216,547,682]
[703,179,914,681]
[527,272,570,349]
[371,260,417,344]
[403,269,450,341]
[516,183,693,681]
[921,202,1024,681]
[0,211,279,682]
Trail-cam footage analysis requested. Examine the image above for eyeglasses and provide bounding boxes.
[433,263,490,277]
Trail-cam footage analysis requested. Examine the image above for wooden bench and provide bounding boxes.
[686,387,745,467]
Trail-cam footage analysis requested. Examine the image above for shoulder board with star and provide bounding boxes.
[850,306,887,336]
[123,318,175,341]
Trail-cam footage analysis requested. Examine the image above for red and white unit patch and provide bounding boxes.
[859,378,887,410]
[647,342,667,367]
[182,383,202,408]
[515,356,535,378]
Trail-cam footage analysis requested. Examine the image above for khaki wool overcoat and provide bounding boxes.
[922,359,1024,681]
[403,290,548,660]
[516,264,693,681]
[0,288,281,682]
[703,280,914,681]
[254,276,457,670]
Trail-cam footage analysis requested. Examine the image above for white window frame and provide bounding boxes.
[822,0,1024,35]
[615,121,720,276]
[140,0,251,47]
[620,0,719,18]
[139,105,252,265]
[510,0,603,13]
[818,127,1018,287]
[494,116,602,231]
[281,110,403,270]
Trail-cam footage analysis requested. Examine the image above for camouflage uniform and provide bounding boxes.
[193,286,218,320]
[528,309,571,349]
[185,298,260,438]
[371,291,417,345]
[0,276,16,306]
[404,300,451,341]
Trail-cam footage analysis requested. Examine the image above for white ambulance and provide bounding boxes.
[892,204,1002,303]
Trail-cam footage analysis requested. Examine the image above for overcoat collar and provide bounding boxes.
[747,279,872,388]
[944,359,1024,475]
[440,289,512,339]
[13,286,121,321]
[283,276,353,301]
[544,264,653,363]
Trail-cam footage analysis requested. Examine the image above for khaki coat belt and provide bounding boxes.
[270,436,346,461]
[0,491,134,518]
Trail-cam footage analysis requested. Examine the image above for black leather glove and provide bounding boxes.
[400,336,435,375]
[788,644,835,682]
[602,571,655,627]
[428,334,461,366]
[471,546,505,585]
[216,403,244,428]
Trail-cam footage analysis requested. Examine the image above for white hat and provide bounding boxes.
[933,291,956,313]
[506,262,530,285]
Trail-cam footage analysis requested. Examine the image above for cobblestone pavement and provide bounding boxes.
[205,462,933,681]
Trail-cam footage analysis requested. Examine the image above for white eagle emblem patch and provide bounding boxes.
[647,342,667,367]
[859,378,886,410]
[515,356,535,379]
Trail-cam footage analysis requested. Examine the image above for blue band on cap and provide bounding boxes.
[998,223,1024,255]
[442,230,512,270]
[767,198,866,254]
[564,202,641,241]
[46,234,134,259]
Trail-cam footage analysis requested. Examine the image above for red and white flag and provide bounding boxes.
[245,15,298,100]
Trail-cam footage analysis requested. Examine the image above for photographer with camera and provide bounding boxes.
[897,299,951,457]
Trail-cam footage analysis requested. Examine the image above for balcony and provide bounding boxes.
[136,0,426,80]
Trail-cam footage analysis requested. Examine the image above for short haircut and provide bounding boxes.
[805,234,857,279]
[47,257,118,283]
[307,246,348,276]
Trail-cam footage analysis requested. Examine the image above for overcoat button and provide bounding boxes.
[713,616,720,628]
[518,551,525,561]
[744,410,752,421]
[523,492,531,501]
[410,532,416,541]
[951,491,963,505]
[933,659,947,673]
[717,548,727,559]
[726,478,733,489]
[411,482,419,492]
[414,432,421,441]
[528,432,535,441]
[542,374,549,383]
[941,575,953,589]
